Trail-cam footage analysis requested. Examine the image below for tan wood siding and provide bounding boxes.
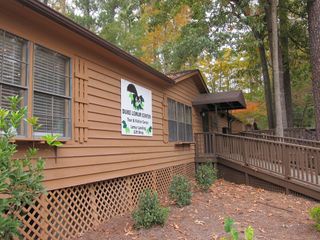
[1,1,203,191]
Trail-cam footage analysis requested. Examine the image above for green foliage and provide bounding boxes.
[132,189,169,229]
[46,0,316,129]
[196,162,217,191]
[168,175,192,207]
[41,134,63,147]
[245,226,254,240]
[26,116,42,130]
[224,217,234,233]
[223,217,254,240]
[310,206,320,232]
[0,96,62,239]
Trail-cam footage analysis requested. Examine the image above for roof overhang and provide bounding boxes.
[192,90,246,111]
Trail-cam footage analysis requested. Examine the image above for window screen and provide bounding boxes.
[33,45,71,137]
[167,98,193,142]
[0,29,28,135]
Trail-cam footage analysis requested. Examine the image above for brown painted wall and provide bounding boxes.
[208,112,244,133]
[231,120,245,133]
[1,1,202,191]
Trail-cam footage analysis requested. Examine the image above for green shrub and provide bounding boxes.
[169,175,192,207]
[132,189,169,229]
[0,96,62,239]
[196,162,217,191]
[222,217,254,240]
[310,206,320,231]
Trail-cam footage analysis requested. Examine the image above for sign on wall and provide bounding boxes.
[121,79,153,136]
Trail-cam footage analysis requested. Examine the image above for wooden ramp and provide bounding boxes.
[195,133,320,201]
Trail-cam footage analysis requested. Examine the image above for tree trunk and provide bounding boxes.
[279,0,293,127]
[271,0,285,136]
[307,0,320,139]
[265,0,287,131]
[257,38,275,129]
[233,0,276,129]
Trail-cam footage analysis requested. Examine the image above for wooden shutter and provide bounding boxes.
[74,57,89,143]
[162,94,168,143]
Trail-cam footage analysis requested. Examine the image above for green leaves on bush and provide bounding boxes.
[169,175,192,207]
[41,134,63,147]
[223,217,254,240]
[0,96,62,239]
[196,162,217,191]
[132,189,169,229]
[224,217,235,233]
[310,206,320,232]
[245,226,254,240]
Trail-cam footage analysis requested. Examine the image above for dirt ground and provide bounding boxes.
[77,180,320,240]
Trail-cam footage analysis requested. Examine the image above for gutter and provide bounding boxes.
[17,0,174,85]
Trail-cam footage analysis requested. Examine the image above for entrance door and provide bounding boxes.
[202,111,209,132]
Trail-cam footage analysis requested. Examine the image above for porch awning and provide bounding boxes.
[192,90,246,110]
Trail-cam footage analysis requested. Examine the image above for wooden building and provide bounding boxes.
[0,1,245,239]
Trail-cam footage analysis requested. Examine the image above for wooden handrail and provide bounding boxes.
[240,131,320,148]
[218,133,320,151]
[249,128,317,141]
[214,133,320,187]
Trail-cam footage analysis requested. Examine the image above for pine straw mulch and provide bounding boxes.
[77,179,320,240]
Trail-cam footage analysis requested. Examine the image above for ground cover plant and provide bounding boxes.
[169,175,192,207]
[0,96,61,239]
[222,217,254,240]
[132,189,169,229]
[196,162,217,191]
[310,206,320,231]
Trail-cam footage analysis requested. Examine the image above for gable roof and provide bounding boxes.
[167,69,209,94]
[17,0,174,85]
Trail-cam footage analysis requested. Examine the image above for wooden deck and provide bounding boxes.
[195,132,320,200]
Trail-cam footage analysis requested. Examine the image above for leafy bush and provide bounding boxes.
[0,96,61,239]
[132,189,169,229]
[222,217,254,240]
[196,162,217,191]
[310,206,320,231]
[169,175,192,207]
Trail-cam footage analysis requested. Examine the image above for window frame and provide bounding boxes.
[167,98,193,143]
[0,29,29,137]
[32,43,72,139]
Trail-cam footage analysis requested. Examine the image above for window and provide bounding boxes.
[33,45,71,137]
[168,98,193,142]
[0,29,72,139]
[0,30,28,135]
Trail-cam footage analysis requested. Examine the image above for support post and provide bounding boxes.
[245,172,249,185]
[215,105,219,132]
